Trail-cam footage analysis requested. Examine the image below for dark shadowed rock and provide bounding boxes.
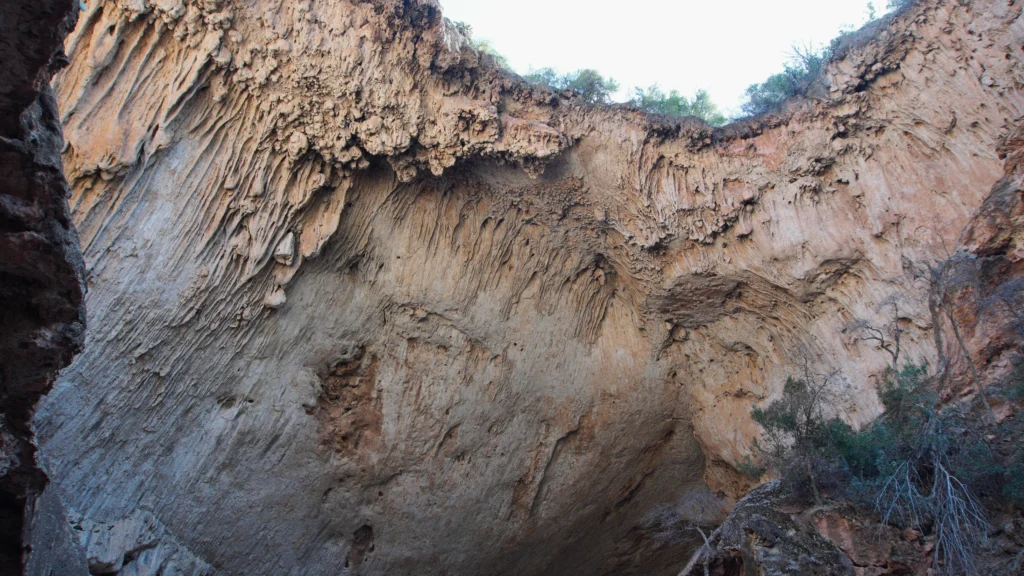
[0,0,86,573]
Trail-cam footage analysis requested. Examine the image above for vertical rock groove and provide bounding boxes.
[28,0,1024,574]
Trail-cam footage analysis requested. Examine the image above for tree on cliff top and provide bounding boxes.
[524,67,620,105]
[740,44,830,117]
[630,85,727,126]
[474,39,511,70]
[453,21,512,71]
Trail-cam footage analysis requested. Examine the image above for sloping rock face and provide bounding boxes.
[947,122,1024,394]
[0,0,87,573]
[33,0,1024,574]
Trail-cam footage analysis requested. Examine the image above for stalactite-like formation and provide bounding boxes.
[25,0,1024,574]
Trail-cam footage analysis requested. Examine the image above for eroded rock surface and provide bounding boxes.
[33,0,1024,574]
[0,0,87,573]
[684,117,1024,576]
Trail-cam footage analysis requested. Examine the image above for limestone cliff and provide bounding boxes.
[32,0,1024,574]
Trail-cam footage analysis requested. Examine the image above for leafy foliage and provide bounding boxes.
[452,20,473,38]
[523,68,620,105]
[748,363,1024,574]
[522,67,560,88]
[630,86,726,126]
[750,373,850,504]
[738,0,916,117]
[740,45,831,117]
[474,40,510,70]
[453,21,512,71]
[735,456,764,481]
[459,20,728,119]
[741,72,801,118]
[1005,458,1024,507]
[998,364,1024,507]
[876,364,934,424]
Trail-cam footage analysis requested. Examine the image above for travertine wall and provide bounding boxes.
[34,0,1024,574]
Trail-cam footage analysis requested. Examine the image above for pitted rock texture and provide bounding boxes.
[0,0,86,573]
[34,0,1024,574]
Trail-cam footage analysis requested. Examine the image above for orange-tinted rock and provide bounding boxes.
[29,0,1024,574]
[816,512,893,568]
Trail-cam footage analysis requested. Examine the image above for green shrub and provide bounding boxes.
[748,365,948,490]
[630,86,726,126]
[474,40,510,70]
[741,73,800,118]
[453,22,512,71]
[877,364,933,424]
[827,417,891,479]
[993,357,1024,506]
[749,364,999,573]
[522,67,560,88]
[1005,459,1024,506]
[523,68,619,105]
[750,375,850,504]
[735,456,764,481]
[739,0,917,118]
[952,437,1002,497]
[740,45,831,117]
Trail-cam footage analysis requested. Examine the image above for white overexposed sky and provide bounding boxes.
[440,0,883,115]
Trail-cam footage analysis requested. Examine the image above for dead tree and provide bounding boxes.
[673,490,725,576]
[846,293,906,370]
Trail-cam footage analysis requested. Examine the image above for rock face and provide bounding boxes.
[32,0,1024,574]
[681,124,1024,576]
[948,122,1024,395]
[0,0,87,573]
